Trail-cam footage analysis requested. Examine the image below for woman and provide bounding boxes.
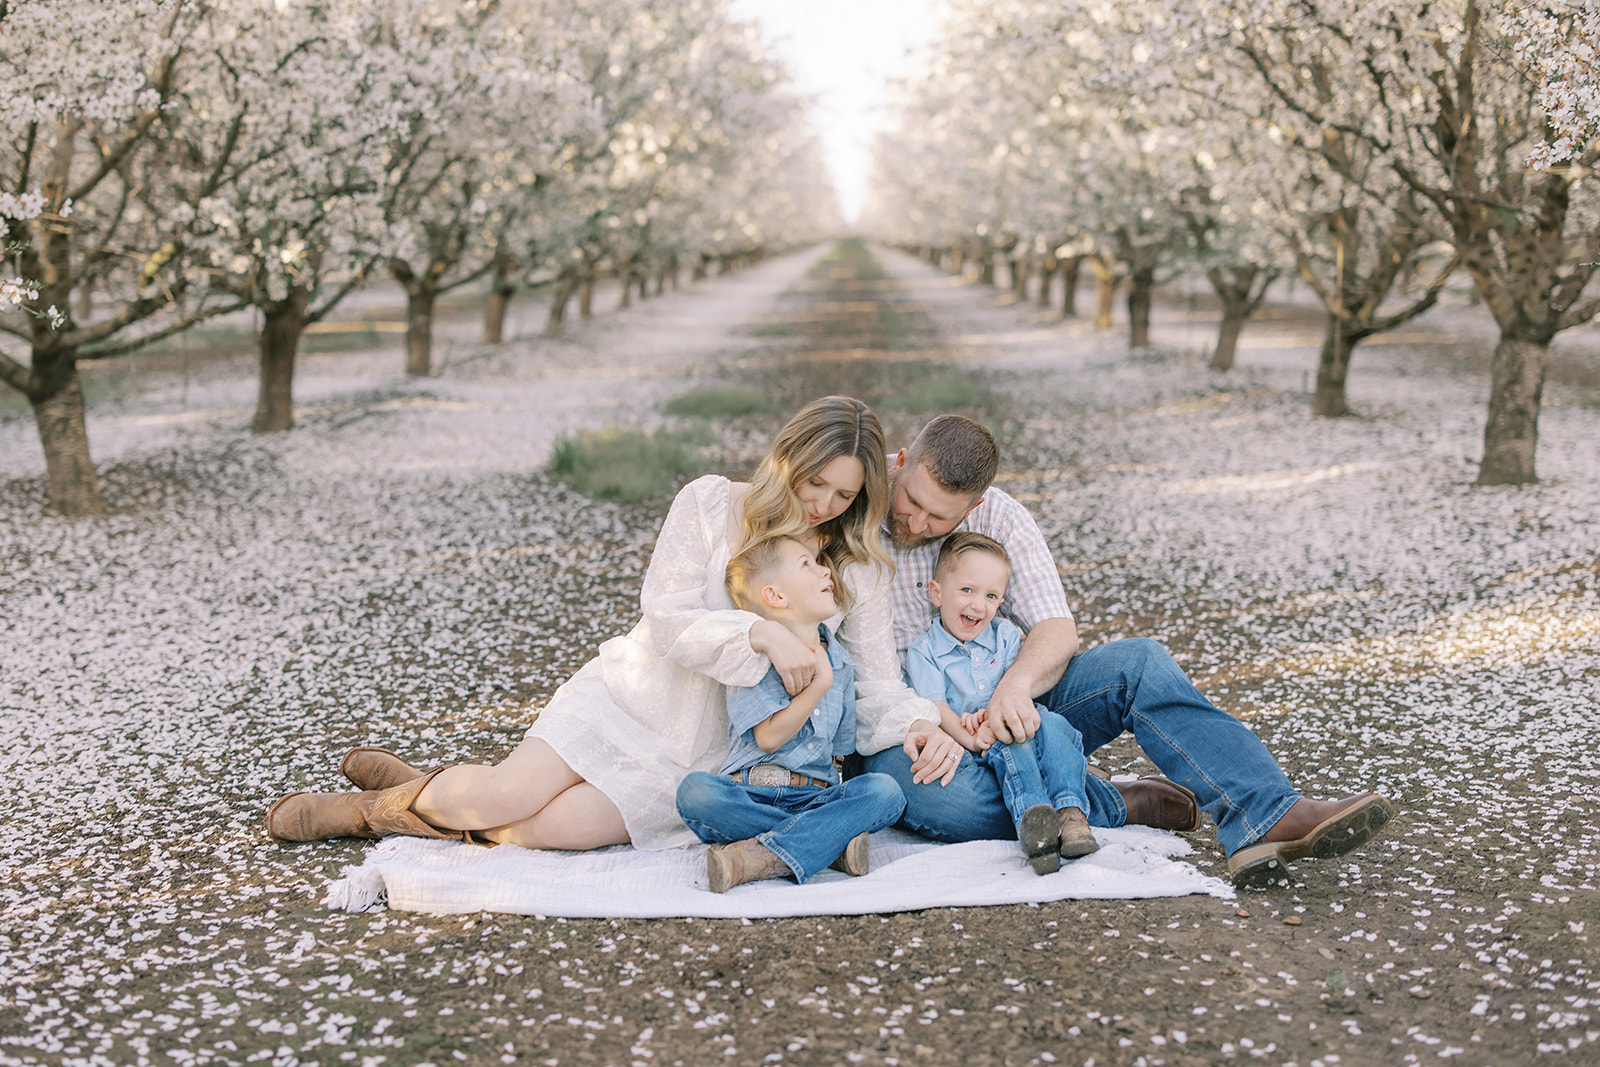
[266,396,963,851]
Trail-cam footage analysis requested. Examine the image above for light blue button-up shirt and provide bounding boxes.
[903,615,1023,717]
[720,625,856,784]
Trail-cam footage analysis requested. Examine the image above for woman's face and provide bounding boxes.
[795,454,866,527]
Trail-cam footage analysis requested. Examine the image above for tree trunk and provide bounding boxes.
[1090,259,1116,330]
[1478,335,1548,485]
[1127,266,1154,348]
[978,252,996,287]
[951,248,964,274]
[579,273,594,319]
[405,282,436,377]
[692,255,709,281]
[546,272,576,332]
[1313,317,1360,417]
[1211,309,1247,371]
[1036,256,1056,308]
[27,348,105,516]
[1060,256,1081,317]
[484,258,515,343]
[253,287,310,433]
[1009,257,1026,299]
[618,270,632,309]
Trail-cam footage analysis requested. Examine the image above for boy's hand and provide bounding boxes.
[972,721,997,751]
[958,709,987,734]
[806,644,833,697]
[944,718,985,753]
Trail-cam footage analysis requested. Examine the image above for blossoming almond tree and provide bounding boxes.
[1221,0,1600,480]
[0,0,256,515]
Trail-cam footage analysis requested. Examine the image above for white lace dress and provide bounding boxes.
[527,474,938,851]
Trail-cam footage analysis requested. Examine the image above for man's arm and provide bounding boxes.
[985,617,1079,744]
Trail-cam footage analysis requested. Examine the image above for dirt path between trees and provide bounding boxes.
[2,241,1597,1067]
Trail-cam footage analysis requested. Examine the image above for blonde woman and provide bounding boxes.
[266,396,963,851]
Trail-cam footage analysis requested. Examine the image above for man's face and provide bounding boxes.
[887,456,980,550]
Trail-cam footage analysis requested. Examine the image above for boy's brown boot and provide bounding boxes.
[829,831,870,877]
[1058,806,1101,859]
[707,838,792,893]
[1020,803,1062,874]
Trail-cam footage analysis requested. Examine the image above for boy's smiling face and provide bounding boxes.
[928,550,1009,643]
[768,541,837,623]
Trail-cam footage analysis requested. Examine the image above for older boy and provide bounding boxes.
[676,537,905,893]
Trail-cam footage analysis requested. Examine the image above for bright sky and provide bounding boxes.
[729,0,943,225]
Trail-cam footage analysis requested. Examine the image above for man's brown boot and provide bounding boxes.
[266,768,461,843]
[706,838,793,893]
[1115,776,1201,832]
[340,748,429,792]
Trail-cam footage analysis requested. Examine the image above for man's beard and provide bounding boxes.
[886,517,934,551]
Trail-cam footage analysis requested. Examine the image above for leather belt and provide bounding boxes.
[731,763,832,789]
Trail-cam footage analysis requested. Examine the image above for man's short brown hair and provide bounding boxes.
[934,531,1011,583]
[903,415,999,499]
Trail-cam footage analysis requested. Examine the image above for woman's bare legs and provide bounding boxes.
[479,784,629,849]
[410,737,586,831]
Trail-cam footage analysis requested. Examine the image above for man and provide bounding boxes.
[868,415,1394,888]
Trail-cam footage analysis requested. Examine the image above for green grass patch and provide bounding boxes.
[747,322,794,338]
[806,237,888,282]
[548,425,711,502]
[663,384,772,418]
[879,373,991,413]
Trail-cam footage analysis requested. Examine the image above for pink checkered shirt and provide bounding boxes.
[886,485,1074,657]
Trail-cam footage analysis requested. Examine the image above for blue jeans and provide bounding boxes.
[676,772,906,883]
[868,638,1299,857]
[978,710,1091,836]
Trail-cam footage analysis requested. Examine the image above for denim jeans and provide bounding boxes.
[868,638,1299,857]
[978,710,1091,836]
[676,771,906,883]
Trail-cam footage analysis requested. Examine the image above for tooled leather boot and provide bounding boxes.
[265,768,461,843]
[706,838,792,892]
[340,747,429,792]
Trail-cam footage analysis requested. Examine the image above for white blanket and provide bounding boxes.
[325,827,1234,917]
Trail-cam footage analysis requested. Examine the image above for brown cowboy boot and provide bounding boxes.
[1057,806,1100,859]
[829,831,870,877]
[706,838,793,893]
[265,768,460,843]
[340,747,429,792]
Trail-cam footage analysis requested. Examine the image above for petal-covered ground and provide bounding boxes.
[2,242,1597,1066]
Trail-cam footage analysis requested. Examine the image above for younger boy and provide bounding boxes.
[676,537,906,893]
[904,532,1097,874]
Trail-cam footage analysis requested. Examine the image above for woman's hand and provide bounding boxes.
[903,719,964,786]
[749,619,818,696]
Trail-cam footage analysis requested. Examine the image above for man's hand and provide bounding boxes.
[983,679,1042,744]
[903,719,963,785]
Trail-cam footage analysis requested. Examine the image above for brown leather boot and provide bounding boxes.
[706,838,792,892]
[829,831,870,877]
[1115,776,1201,831]
[1057,806,1100,859]
[340,747,429,792]
[1019,803,1062,874]
[266,768,461,843]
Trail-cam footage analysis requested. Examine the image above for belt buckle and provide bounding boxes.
[746,763,791,788]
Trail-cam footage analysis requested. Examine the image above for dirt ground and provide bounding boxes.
[3,241,1597,1067]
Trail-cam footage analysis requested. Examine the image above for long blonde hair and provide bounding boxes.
[738,396,891,612]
